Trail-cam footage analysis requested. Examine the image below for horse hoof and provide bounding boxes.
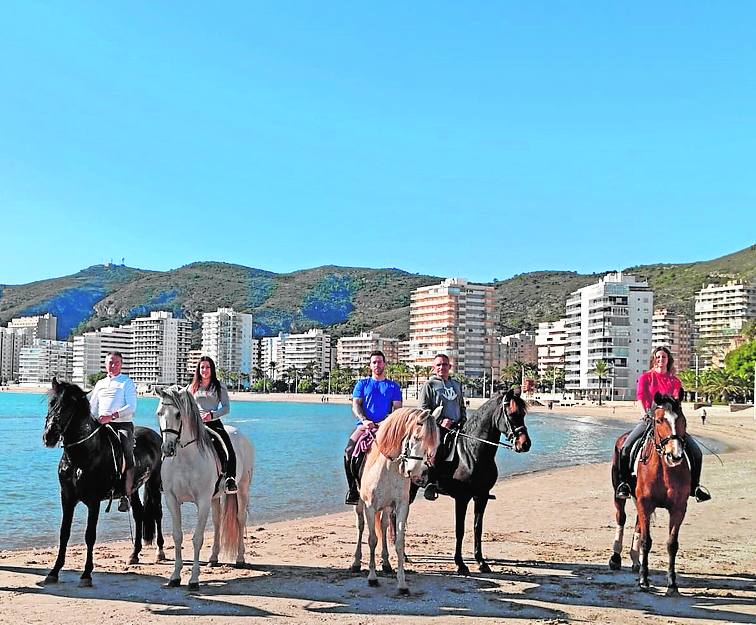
[188,582,200,591]
[208,560,220,568]
[631,564,640,573]
[665,586,679,597]
[368,578,380,587]
[156,551,167,562]
[128,556,139,565]
[382,563,394,575]
[456,565,470,576]
[166,578,181,588]
[43,575,58,585]
[609,553,622,571]
[79,578,93,588]
[349,564,361,573]
[398,588,410,596]
[478,562,491,574]
[638,581,650,592]
[233,561,247,569]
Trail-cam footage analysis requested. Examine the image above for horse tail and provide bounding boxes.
[220,494,241,560]
[142,468,162,545]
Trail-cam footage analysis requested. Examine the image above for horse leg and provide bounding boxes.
[665,505,686,596]
[636,503,653,590]
[209,497,222,567]
[350,501,364,573]
[381,510,393,575]
[609,493,627,570]
[366,506,380,587]
[473,496,491,573]
[80,501,101,587]
[454,496,472,576]
[394,502,410,595]
[128,490,144,565]
[45,494,76,584]
[630,516,641,572]
[188,498,212,590]
[235,484,249,567]
[165,493,183,587]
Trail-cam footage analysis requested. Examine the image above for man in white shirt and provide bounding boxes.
[90,351,137,512]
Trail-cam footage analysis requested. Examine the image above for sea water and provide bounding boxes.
[0,392,713,550]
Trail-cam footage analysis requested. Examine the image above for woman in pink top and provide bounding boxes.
[615,346,710,502]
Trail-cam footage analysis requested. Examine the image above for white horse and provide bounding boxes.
[351,407,439,595]
[156,386,254,590]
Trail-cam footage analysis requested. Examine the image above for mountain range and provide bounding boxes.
[1,244,754,345]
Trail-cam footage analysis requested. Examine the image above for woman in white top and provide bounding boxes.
[186,356,237,494]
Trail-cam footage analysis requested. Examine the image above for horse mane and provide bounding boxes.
[466,388,528,430]
[48,379,92,424]
[375,407,438,460]
[163,385,213,454]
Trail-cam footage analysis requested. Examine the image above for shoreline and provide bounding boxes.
[1,408,754,623]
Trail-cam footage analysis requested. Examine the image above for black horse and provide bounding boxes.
[435,388,531,575]
[42,378,165,586]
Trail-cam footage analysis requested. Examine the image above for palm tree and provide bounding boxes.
[700,368,749,403]
[591,359,610,406]
[677,369,697,402]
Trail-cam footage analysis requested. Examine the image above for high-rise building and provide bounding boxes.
[409,278,495,377]
[281,329,331,376]
[336,332,400,369]
[8,313,58,342]
[497,331,537,369]
[260,334,286,379]
[19,339,73,384]
[131,311,191,386]
[694,280,756,365]
[0,327,23,383]
[536,319,568,377]
[72,324,134,387]
[564,272,653,400]
[3,314,59,380]
[652,309,694,370]
[201,308,255,375]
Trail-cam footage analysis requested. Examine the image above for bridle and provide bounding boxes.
[651,405,685,456]
[47,394,103,449]
[159,400,197,450]
[454,395,525,450]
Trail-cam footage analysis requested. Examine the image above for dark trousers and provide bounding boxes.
[344,438,360,498]
[619,419,703,495]
[205,419,237,478]
[111,422,135,495]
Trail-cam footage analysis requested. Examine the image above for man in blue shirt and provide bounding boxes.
[344,350,403,504]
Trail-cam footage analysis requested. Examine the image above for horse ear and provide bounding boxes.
[653,391,664,405]
[156,386,168,399]
[51,377,60,392]
[431,406,443,420]
[504,388,514,402]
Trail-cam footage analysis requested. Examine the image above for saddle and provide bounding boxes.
[204,425,230,471]
[103,425,127,478]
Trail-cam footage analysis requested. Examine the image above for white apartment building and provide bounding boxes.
[564,272,653,401]
[186,349,203,382]
[19,339,73,384]
[8,313,58,342]
[497,331,537,369]
[281,329,332,376]
[652,309,694,370]
[336,332,400,370]
[0,327,23,383]
[409,278,495,377]
[130,311,192,386]
[260,334,286,379]
[398,340,412,366]
[694,280,756,365]
[72,324,134,387]
[536,319,568,376]
[201,308,255,375]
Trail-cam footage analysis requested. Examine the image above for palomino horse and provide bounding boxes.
[434,388,531,575]
[42,379,165,587]
[609,393,691,595]
[156,386,254,590]
[351,407,439,595]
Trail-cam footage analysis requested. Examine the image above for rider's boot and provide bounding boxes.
[225,476,239,495]
[344,457,359,505]
[119,468,134,512]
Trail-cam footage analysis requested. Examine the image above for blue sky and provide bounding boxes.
[2,2,754,285]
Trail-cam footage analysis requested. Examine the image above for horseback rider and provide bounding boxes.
[344,350,403,505]
[89,351,137,512]
[418,353,466,501]
[186,356,238,495]
[615,346,711,502]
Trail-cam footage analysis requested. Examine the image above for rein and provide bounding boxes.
[63,422,104,449]
[455,401,526,450]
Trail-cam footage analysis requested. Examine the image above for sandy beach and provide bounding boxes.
[1,403,754,624]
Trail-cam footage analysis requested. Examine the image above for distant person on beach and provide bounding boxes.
[701,408,707,426]
[418,353,466,501]
[89,351,137,512]
[186,356,238,494]
[344,350,402,504]
[615,346,710,502]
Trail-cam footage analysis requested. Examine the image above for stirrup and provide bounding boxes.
[225,477,238,495]
[424,484,439,501]
[345,491,359,505]
[694,485,711,502]
[615,482,631,500]
[118,496,131,512]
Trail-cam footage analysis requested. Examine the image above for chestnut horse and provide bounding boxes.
[609,393,691,595]
[351,407,439,595]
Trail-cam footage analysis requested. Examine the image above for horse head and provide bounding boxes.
[494,387,531,453]
[43,377,91,447]
[156,386,210,457]
[376,407,439,481]
[652,392,687,467]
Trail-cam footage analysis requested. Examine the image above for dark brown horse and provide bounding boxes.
[609,393,691,595]
[435,388,531,575]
